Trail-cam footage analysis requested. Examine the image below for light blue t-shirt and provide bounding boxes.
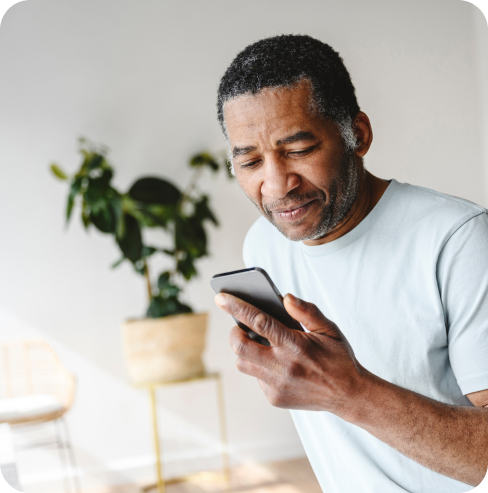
[242,179,488,493]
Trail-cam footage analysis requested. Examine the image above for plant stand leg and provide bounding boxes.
[149,386,165,493]
[216,374,231,490]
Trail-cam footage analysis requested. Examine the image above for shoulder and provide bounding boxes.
[393,180,485,218]
[390,180,486,239]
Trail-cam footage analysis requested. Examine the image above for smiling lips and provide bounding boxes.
[271,200,316,223]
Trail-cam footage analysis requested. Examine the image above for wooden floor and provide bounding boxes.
[84,458,322,493]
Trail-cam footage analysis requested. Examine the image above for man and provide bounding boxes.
[214,35,488,492]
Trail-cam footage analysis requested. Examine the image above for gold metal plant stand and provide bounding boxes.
[140,372,231,493]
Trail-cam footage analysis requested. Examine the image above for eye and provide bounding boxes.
[288,146,315,157]
[240,159,261,169]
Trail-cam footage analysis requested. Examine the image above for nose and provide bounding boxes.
[260,154,300,199]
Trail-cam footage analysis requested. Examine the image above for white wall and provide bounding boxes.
[0,0,486,491]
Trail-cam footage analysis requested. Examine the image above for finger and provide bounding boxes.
[216,293,293,347]
[229,325,272,367]
[283,293,343,339]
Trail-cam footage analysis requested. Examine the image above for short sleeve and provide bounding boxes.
[437,212,488,395]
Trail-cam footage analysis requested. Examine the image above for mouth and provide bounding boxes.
[270,200,316,223]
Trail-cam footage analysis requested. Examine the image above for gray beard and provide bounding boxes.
[262,151,361,242]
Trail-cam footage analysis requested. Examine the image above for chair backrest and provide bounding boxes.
[0,341,75,410]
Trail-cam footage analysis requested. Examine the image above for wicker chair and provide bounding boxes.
[0,340,80,492]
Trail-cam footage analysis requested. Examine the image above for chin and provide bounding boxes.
[272,218,325,242]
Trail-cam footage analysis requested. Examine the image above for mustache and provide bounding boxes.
[263,190,327,216]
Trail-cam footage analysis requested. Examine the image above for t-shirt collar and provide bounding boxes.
[301,179,398,257]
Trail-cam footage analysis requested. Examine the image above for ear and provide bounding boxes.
[353,111,373,158]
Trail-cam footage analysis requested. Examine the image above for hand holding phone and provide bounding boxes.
[210,267,304,346]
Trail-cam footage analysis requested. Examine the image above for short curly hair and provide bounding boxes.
[217,34,360,152]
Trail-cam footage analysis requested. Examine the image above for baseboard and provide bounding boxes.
[18,438,305,492]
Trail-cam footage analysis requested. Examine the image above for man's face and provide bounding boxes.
[223,82,361,243]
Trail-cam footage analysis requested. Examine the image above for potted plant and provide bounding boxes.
[50,138,229,384]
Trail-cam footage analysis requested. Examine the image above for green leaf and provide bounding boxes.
[146,296,165,318]
[111,257,125,269]
[84,172,114,208]
[176,256,197,280]
[116,213,143,262]
[194,195,219,226]
[157,271,171,290]
[83,152,105,171]
[81,201,91,229]
[176,302,192,314]
[146,295,193,318]
[90,205,115,233]
[50,163,69,180]
[136,204,175,228]
[66,177,83,223]
[93,168,113,187]
[128,177,181,205]
[141,246,157,259]
[110,194,124,238]
[190,152,219,172]
[164,285,181,297]
[174,216,207,258]
[133,259,146,275]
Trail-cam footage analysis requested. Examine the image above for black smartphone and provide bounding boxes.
[210,267,304,346]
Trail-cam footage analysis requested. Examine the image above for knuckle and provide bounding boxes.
[229,329,248,357]
[284,360,304,379]
[250,311,271,333]
[234,300,249,319]
[235,357,247,373]
[307,301,319,316]
[267,390,285,408]
[278,326,298,346]
[232,339,247,357]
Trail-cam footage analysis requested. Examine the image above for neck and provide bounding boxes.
[303,169,389,246]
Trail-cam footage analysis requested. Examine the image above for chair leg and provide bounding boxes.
[54,419,73,493]
[60,418,82,493]
[0,423,22,491]
[55,418,82,493]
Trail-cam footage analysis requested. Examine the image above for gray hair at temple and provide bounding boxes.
[217,34,361,174]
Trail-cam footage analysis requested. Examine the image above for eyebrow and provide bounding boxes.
[276,131,317,146]
[232,145,256,158]
[232,131,317,158]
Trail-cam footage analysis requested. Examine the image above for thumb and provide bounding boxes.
[283,293,342,340]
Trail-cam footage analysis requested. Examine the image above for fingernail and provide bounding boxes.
[286,293,302,306]
[215,293,227,306]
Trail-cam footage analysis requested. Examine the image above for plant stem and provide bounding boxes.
[143,260,152,302]
[182,166,205,202]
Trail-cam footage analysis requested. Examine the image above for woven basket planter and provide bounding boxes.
[122,312,207,385]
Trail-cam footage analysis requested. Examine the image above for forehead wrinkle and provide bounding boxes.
[224,84,324,161]
[224,85,314,131]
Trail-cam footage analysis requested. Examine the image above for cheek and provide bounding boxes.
[302,151,341,189]
[236,172,263,205]
[297,163,328,192]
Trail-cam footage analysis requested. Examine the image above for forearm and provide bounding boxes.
[217,292,488,485]
[347,372,488,486]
